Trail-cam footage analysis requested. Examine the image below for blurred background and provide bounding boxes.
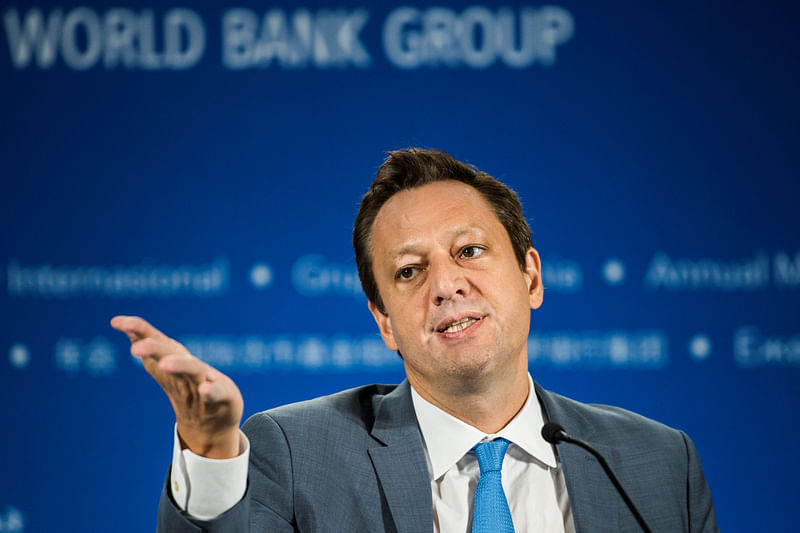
[1,1,798,531]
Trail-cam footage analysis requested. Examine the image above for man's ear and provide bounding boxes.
[524,247,544,310]
[368,300,399,351]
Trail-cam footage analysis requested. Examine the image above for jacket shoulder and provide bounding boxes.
[242,383,400,439]
[536,383,686,449]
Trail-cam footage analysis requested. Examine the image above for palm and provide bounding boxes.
[111,315,243,458]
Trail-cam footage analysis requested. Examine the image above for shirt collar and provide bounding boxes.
[410,374,557,481]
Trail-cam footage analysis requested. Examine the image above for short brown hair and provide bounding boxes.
[353,148,533,314]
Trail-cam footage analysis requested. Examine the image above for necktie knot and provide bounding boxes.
[473,438,510,473]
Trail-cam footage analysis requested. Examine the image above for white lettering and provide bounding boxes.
[164,8,205,69]
[458,7,496,68]
[497,8,535,68]
[222,8,257,69]
[3,7,61,68]
[528,330,668,368]
[424,8,459,67]
[774,251,800,287]
[6,258,229,298]
[0,505,25,531]
[258,9,301,67]
[180,334,401,371]
[541,257,582,292]
[103,8,137,68]
[61,7,102,70]
[536,6,574,65]
[4,7,205,70]
[734,327,800,367]
[291,254,362,297]
[383,7,419,68]
[137,10,162,68]
[645,251,770,290]
[222,8,370,69]
[383,5,574,69]
[4,6,575,71]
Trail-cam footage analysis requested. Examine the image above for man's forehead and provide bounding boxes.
[375,181,494,225]
[368,180,502,259]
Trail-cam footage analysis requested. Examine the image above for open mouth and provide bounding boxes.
[437,316,481,334]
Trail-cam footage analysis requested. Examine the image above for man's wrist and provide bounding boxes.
[177,425,242,459]
[170,424,250,519]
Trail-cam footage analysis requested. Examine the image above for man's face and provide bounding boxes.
[368,180,543,399]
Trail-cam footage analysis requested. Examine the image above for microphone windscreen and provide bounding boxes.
[541,422,566,444]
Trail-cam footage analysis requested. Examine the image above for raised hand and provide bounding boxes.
[110,315,244,459]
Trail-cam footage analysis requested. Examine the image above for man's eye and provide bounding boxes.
[397,267,417,280]
[460,246,485,259]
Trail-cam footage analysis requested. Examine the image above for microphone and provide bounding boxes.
[542,422,654,533]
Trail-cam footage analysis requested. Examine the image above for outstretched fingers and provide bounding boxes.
[110,314,244,457]
[111,315,202,386]
[157,353,208,381]
[110,315,170,344]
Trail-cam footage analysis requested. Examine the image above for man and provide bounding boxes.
[112,148,718,532]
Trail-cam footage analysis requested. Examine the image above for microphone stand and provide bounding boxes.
[542,422,654,533]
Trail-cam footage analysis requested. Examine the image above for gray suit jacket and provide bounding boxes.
[158,380,718,532]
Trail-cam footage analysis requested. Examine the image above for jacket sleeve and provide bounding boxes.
[156,412,297,533]
[682,431,720,533]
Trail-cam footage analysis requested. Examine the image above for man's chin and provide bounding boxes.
[442,357,499,388]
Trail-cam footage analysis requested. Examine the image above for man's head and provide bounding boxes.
[354,150,544,400]
[353,148,534,314]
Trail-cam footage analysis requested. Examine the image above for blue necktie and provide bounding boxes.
[472,438,515,533]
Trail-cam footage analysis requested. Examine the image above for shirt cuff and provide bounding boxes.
[169,424,250,520]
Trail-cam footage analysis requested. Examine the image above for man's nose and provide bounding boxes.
[429,256,469,305]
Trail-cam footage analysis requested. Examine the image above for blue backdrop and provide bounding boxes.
[1,1,798,531]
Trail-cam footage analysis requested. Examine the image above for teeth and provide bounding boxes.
[441,317,477,333]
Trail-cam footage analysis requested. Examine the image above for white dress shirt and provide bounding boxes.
[411,375,575,533]
[169,425,249,520]
[171,376,575,531]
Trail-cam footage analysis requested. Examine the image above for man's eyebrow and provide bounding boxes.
[388,242,424,263]
[387,226,487,262]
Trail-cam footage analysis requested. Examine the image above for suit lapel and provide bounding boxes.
[535,383,621,533]
[555,439,622,532]
[368,380,433,533]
